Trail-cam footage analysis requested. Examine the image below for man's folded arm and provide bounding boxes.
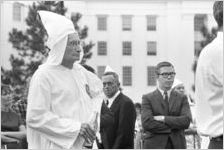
[164,96,192,129]
[141,95,171,133]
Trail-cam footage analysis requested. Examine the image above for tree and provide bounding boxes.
[1,1,94,101]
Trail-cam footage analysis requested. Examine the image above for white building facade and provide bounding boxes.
[65,0,216,103]
[0,1,29,69]
[1,0,217,103]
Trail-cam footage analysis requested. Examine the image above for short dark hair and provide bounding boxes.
[213,1,223,28]
[103,71,120,85]
[155,61,174,75]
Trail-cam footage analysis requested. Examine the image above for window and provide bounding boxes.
[147,15,157,31]
[194,41,202,56]
[147,41,157,55]
[147,66,157,86]
[122,41,132,55]
[97,41,107,55]
[194,14,207,31]
[97,15,107,31]
[123,66,132,86]
[97,66,106,79]
[122,15,132,31]
[13,2,21,21]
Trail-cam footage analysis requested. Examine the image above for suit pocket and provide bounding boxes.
[143,132,155,140]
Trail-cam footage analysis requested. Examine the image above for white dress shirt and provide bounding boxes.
[96,90,121,145]
[105,90,121,108]
[195,31,223,138]
[157,86,172,101]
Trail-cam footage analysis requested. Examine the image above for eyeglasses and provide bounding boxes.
[158,72,176,78]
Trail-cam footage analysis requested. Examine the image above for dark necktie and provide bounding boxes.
[105,99,109,106]
[164,91,169,112]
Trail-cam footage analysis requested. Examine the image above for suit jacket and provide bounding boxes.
[100,92,136,149]
[141,89,192,149]
[96,101,114,149]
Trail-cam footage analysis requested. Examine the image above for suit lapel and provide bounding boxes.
[154,89,168,114]
[169,90,177,111]
[110,93,122,110]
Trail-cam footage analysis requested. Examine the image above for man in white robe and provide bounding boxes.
[26,11,104,149]
[195,1,223,149]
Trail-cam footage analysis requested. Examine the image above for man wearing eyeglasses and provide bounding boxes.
[141,61,192,149]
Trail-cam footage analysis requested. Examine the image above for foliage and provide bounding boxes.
[1,1,94,101]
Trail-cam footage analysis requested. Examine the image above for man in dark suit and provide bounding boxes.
[141,61,192,149]
[81,64,114,149]
[98,71,136,149]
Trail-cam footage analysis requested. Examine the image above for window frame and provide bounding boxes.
[122,15,132,31]
[147,66,157,86]
[122,41,132,55]
[97,41,107,56]
[97,66,106,79]
[123,66,132,86]
[13,2,22,21]
[147,41,157,56]
[146,15,157,31]
[97,15,107,31]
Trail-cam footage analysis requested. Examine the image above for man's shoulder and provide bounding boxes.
[142,89,157,100]
[199,35,222,62]
[29,66,56,87]
[32,65,61,80]
[171,90,187,101]
[119,93,134,104]
[33,64,51,76]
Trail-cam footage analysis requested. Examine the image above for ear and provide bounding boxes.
[117,82,120,87]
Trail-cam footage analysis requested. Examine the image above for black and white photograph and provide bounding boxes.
[1,0,223,149]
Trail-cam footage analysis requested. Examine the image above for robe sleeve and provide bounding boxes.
[26,71,81,149]
[81,67,104,132]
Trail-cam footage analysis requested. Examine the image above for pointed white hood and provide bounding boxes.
[38,10,77,65]
[104,65,121,83]
[172,78,183,89]
[104,65,115,73]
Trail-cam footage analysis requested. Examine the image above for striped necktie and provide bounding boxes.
[164,91,169,112]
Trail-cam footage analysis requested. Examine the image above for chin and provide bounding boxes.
[165,86,172,90]
[75,57,80,61]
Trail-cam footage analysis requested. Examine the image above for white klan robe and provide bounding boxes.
[26,11,104,149]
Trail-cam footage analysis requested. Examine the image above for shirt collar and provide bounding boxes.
[106,90,120,107]
[157,86,172,99]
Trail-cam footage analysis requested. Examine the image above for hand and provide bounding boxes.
[153,115,165,122]
[79,123,96,142]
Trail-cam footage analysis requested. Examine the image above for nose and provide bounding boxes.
[180,88,185,92]
[77,45,82,52]
[74,45,81,53]
[167,75,173,80]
